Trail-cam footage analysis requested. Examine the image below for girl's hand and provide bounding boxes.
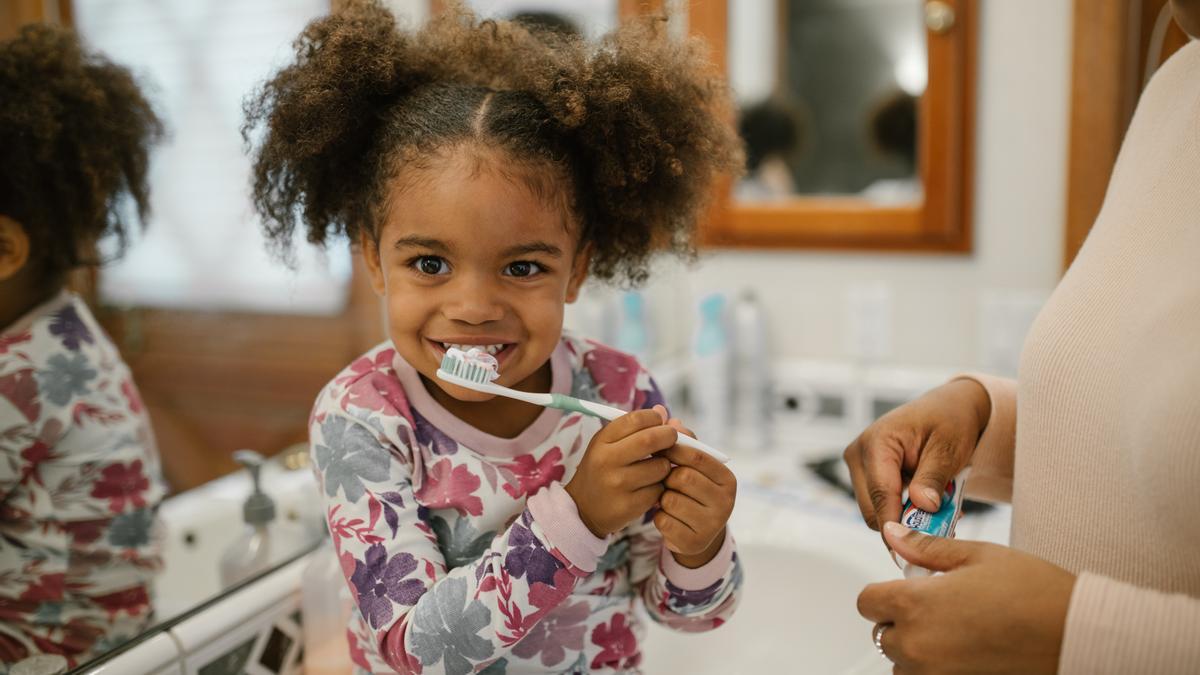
[858,522,1075,674]
[564,405,676,537]
[843,379,991,531]
[656,420,737,568]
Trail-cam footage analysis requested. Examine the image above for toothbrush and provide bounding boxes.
[437,347,731,463]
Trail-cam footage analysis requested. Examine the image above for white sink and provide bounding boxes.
[154,463,324,620]
[640,460,900,675]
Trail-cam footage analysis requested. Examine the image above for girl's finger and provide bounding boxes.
[658,488,707,528]
[667,418,696,439]
[612,424,680,464]
[630,482,666,513]
[653,509,698,553]
[663,466,723,506]
[599,408,670,445]
[660,444,734,485]
[624,455,672,488]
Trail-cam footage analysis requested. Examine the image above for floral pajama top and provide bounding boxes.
[309,334,742,674]
[0,292,165,671]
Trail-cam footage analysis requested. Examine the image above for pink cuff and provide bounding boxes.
[950,373,1017,503]
[660,529,735,590]
[526,482,608,574]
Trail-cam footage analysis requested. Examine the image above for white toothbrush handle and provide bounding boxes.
[574,399,730,464]
[673,434,731,464]
[574,398,627,420]
[482,385,731,464]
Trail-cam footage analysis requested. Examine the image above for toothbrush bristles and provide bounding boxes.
[439,349,498,384]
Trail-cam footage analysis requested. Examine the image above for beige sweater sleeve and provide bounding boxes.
[950,374,1017,503]
[1059,573,1200,674]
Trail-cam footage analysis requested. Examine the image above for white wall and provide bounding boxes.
[580,0,1073,373]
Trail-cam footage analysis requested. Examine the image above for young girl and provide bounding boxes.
[0,24,165,668]
[244,2,744,672]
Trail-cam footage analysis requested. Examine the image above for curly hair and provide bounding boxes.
[0,23,163,288]
[243,0,743,284]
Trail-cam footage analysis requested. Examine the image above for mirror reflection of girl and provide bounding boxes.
[243,2,744,672]
[847,1,1200,672]
[0,24,166,668]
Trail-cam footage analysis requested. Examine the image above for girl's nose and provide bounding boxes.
[441,274,505,325]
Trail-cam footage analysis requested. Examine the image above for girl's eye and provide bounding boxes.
[503,261,544,278]
[412,256,449,276]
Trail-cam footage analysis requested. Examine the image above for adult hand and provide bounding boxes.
[858,522,1075,674]
[564,405,675,537]
[843,379,991,531]
[656,419,736,568]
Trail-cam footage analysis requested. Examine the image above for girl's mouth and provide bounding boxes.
[426,339,516,366]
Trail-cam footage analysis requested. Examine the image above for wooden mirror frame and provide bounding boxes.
[687,0,978,252]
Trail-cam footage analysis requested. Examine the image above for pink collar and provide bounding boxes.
[391,341,573,458]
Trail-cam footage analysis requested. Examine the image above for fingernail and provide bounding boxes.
[884,521,908,538]
[653,405,668,422]
[921,488,941,506]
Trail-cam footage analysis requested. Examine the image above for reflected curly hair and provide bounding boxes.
[243,0,743,284]
[0,23,163,288]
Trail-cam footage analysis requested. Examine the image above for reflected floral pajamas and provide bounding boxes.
[0,293,165,670]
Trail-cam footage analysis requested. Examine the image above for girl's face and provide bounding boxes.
[363,147,588,404]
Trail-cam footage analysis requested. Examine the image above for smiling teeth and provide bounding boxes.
[442,343,506,356]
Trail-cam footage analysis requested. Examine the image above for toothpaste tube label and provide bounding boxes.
[899,477,960,539]
[893,469,971,573]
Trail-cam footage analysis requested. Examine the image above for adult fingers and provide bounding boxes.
[844,438,881,528]
[883,521,984,573]
[624,456,672,489]
[856,579,910,624]
[861,437,906,530]
[876,623,912,670]
[907,434,967,512]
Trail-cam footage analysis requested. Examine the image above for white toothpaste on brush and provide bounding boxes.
[893,468,971,578]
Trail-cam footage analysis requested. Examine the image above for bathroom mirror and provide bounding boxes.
[732,0,926,202]
[5,0,650,671]
[690,0,977,251]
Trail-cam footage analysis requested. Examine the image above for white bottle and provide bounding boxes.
[688,293,731,449]
[219,450,306,588]
[732,290,771,451]
[302,543,353,675]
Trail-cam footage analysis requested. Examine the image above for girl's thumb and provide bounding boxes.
[883,521,978,573]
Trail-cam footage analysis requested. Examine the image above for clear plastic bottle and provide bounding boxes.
[219,450,307,588]
[732,290,771,451]
[302,543,353,675]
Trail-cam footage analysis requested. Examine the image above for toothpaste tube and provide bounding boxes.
[893,468,971,578]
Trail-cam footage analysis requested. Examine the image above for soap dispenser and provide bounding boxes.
[219,449,305,588]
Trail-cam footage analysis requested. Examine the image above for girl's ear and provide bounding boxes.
[564,244,591,304]
[0,216,31,282]
[359,231,386,297]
